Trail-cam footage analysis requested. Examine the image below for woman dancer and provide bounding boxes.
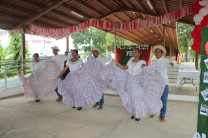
[19,53,59,102]
[57,49,83,110]
[19,53,43,102]
[58,54,106,110]
[103,48,165,121]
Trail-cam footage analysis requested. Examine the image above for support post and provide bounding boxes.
[21,32,26,75]
[163,26,166,47]
[66,36,69,52]
[114,30,117,58]
[195,52,199,70]
[197,26,208,136]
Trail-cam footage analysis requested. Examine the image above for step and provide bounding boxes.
[168,71,178,75]
[168,68,179,71]
[168,75,178,79]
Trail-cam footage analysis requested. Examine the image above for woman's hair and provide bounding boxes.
[71,49,78,54]
[133,48,140,53]
[33,53,39,57]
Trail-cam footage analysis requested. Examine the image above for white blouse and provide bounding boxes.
[66,58,83,73]
[126,57,146,75]
[29,61,42,71]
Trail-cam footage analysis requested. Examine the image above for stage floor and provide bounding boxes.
[0,94,197,138]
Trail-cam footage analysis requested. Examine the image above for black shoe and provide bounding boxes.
[135,118,141,121]
[35,99,41,102]
[131,116,135,119]
[77,107,83,110]
[73,106,76,109]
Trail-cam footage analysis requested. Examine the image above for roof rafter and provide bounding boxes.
[180,0,183,9]
[94,0,111,12]
[135,0,147,11]
[177,19,195,26]
[162,0,169,14]
[101,8,157,19]
[0,13,59,29]
[13,0,68,29]
[110,15,148,43]
[72,0,101,16]
[122,0,135,9]
[162,24,176,29]
[114,0,125,7]
[16,0,81,24]
[60,5,91,19]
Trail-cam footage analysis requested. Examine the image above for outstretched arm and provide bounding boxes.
[18,67,29,73]
[114,61,128,70]
[106,46,112,62]
[142,64,146,68]
[57,65,69,79]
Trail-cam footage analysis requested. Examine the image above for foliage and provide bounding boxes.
[0,40,5,62]
[4,33,31,70]
[71,27,135,56]
[5,33,30,61]
[178,23,194,62]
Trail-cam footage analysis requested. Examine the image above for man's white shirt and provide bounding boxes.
[152,57,172,85]
[96,52,112,67]
[51,54,71,71]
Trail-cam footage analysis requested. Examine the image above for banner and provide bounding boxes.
[115,45,152,66]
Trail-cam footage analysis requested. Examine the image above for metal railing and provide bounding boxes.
[0,58,45,89]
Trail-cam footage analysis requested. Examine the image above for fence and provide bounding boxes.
[0,58,44,89]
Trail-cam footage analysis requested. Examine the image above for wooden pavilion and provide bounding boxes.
[0,0,197,70]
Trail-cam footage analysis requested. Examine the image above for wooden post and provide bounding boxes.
[66,36,69,52]
[163,26,166,47]
[114,30,117,59]
[21,32,26,75]
[195,52,198,70]
[169,45,172,59]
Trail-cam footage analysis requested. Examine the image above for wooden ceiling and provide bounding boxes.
[0,0,196,53]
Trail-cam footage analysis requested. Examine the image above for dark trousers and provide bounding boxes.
[55,75,64,99]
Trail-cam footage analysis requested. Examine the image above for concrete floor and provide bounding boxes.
[0,93,198,138]
[169,83,199,96]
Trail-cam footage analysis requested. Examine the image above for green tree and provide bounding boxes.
[178,23,194,62]
[0,40,5,62]
[71,27,135,56]
[5,33,30,70]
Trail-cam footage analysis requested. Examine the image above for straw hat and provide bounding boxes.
[51,46,60,51]
[152,45,167,55]
[91,48,101,55]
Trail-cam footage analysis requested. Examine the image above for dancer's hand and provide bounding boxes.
[142,64,146,68]
[114,60,120,66]
[113,60,118,65]
[57,76,60,80]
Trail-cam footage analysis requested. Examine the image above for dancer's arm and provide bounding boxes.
[57,66,69,79]
[142,64,146,68]
[114,61,128,70]
[106,46,112,62]
[18,67,29,73]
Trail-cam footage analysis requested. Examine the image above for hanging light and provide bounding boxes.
[71,11,84,18]
[147,0,153,10]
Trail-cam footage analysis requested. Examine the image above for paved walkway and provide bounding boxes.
[0,74,30,90]
[0,94,197,138]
